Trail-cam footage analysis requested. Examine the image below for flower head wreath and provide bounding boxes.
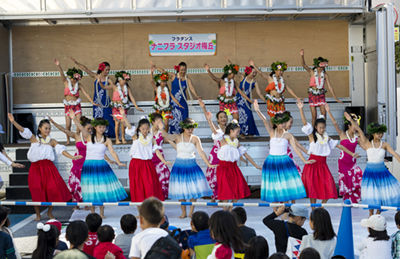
[115,71,131,81]
[180,121,199,129]
[271,113,291,125]
[367,123,387,135]
[342,114,361,126]
[223,64,240,75]
[153,72,169,83]
[91,118,110,127]
[66,67,83,80]
[313,57,329,68]
[41,116,50,122]
[98,63,106,72]
[271,61,288,72]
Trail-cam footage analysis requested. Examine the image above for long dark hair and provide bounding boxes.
[225,121,240,135]
[299,247,321,259]
[81,116,91,127]
[32,225,58,259]
[97,61,110,74]
[369,228,390,241]
[37,119,51,145]
[180,118,196,134]
[209,210,245,253]
[310,208,336,241]
[136,118,151,137]
[244,236,269,259]
[91,118,108,144]
[312,117,327,143]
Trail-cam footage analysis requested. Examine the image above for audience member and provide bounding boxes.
[0,206,16,259]
[115,214,137,259]
[65,220,96,259]
[392,211,400,259]
[232,207,256,244]
[268,252,289,259]
[244,236,269,259]
[46,219,69,251]
[188,211,215,259]
[32,223,59,259]
[299,247,320,259]
[54,249,89,259]
[83,213,102,256]
[94,225,125,259]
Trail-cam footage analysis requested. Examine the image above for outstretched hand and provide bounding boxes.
[296,99,304,109]
[118,107,126,116]
[54,58,60,66]
[204,63,210,71]
[73,155,83,160]
[198,99,205,108]
[118,163,128,167]
[68,109,76,119]
[352,153,361,159]
[343,112,353,122]
[150,65,155,73]
[7,113,14,123]
[156,119,164,130]
[164,161,172,166]
[206,112,212,121]
[11,162,25,169]
[253,99,260,111]
[305,159,316,164]
[300,49,304,56]
[248,59,255,66]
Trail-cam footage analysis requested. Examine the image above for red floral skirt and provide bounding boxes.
[64,104,82,116]
[112,108,128,121]
[219,102,239,114]
[267,99,285,117]
[308,93,326,107]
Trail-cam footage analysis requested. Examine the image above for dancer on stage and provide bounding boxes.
[254,100,313,204]
[300,49,343,125]
[325,104,363,203]
[156,118,215,218]
[224,56,267,138]
[344,113,400,215]
[118,108,166,204]
[97,70,143,144]
[8,113,81,221]
[249,60,302,118]
[54,58,99,145]
[206,114,261,211]
[70,57,116,138]
[49,116,117,210]
[150,66,184,133]
[204,63,252,121]
[297,100,359,206]
[0,125,24,169]
[149,60,201,134]
[70,111,127,219]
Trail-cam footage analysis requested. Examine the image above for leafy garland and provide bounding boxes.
[313,57,329,68]
[91,118,110,127]
[271,113,291,125]
[271,61,287,71]
[115,71,131,81]
[66,67,83,80]
[223,64,239,75]
[153,72,169,83]
[367,123,387,134]
[179,121,198,129]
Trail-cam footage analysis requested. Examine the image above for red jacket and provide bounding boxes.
[93,242,125,259]
[83,232,100,256]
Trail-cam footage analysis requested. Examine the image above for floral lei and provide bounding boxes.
[154,86,171,111]
[224,78,235,97]
[314,69,325,89]
[316,132,329,145]
[117,83,129,103]
[272,74,285,94]
[66,78,79,95]
[36,134,51,144]
[138,132,152,146]
[224,135,238,148]
[177,73,193,104]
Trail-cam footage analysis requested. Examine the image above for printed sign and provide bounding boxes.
[149,34,217,56]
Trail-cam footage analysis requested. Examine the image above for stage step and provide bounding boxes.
[6,186,31,200]
[9,173,28,186]
[11,161,30,173]
[16,149,29,161]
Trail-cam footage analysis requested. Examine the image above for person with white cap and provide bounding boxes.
[357,215,391,259]
[0,124,25,173]
[263,204,308,253]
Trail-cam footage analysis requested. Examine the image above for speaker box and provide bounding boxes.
[344,106,365,132]
[13,113,34,143]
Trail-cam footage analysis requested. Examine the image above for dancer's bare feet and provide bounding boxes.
[116,140,122,145]
[122,139,127,144]
[179,213,187,219]
[47,212,55,220]
[100,214,106,219]
[34,216,41,221]
[66,140,70,145]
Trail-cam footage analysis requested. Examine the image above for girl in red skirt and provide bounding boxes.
[118,108,166,207]
[8,114,82,221]
[206,113,261,211]
[297,100,360,206]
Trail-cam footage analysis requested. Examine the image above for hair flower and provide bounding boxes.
[174,65,180,72]
[98,63,106,72]
[244,66,252,75]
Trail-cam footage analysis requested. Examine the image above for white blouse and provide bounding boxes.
[20,128,66,163]
[177,135,196,159]
[213,131,247,162]
[0,152,12,166]
[86,142,107,160]
[302,123,338,157]
[269,137,289,156]
[125,127,161,160]
[366,143,385,163]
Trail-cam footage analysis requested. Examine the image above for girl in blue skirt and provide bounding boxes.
[253,100,315,203]
[70,110,128,219]
[156,118,216,219]
[343,112,400,216]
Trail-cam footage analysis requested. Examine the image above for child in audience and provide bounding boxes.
[357,215,391,259]
[65,220,96,259]
[231,207,256,244]
[32,223,59,259]
[300,208,336,259]
[268,253,289,259]
[83,213,102,256]
[392,211,400,258]
[115,214,137,259]
[46,219,68,251]
[129,197,169,259]
[299,247,320,259]
[207,210,245,259]
[244,236,269,259]
[94,225,125,259]
[188,211,215,259]
[0,206,16,259]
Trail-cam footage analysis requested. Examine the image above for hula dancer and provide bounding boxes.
[156,118,215,218]
[204,63,253,121]
[150,66,184,133]
[8,113,81,221]
[97,71,143,144]
[325,104,363,203]
[253,100,313,204]
[297,100,359,206]
[0,125,24,169]
[70,111,128,219]
[300,49,343,125]
[249,59,302,118]
[54,58,99,145]
[150,60,201,134]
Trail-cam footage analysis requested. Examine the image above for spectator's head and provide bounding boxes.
[46,219,62,234]
[288,204,308,227]
[244,236,269,259]
[299,247,320,259]
[139,197,165,229]
[32,223,59,259]
[160,215,169,230]
[97,225,115,243]
[85,213,102,232]
[268,252,289,259]
[191,211,209,232]
[395,211,400,229]
[361,215,390,241]
[209,210,244,253]
[0,206,10,227]
[231,207,247,226]
[54,249,89,259]
[120,214,137,234]
[66,220,89,249]
[309,208,336,241]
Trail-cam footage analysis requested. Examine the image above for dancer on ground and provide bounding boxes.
[149,60,201,134]
[254,100,314,205]
[150,66,184,133]
[8,114,81,221]
[344,113,400,216]
[118,109,166,204]
[300,49,343,125]
[70,57,115,138]
[297,100,360,206]
[70,110,128,219]
[54,58,99,145]
[206,113,261,211]
[49,116,117,210]
[156,118,215,218]
[97,71,143,144]
[249,59,302,118]
[325,104,363,203]
[225,56,267,138]
[204,63,252,121]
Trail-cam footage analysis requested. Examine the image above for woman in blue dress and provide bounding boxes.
[71,57,116,138]
[225,56,267,138]
[150,60,201,134]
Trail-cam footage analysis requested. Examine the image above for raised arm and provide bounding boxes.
[79,84,100,107]
[300,49,312,73]
[127,87,144,112]
[204,63,222,84]
[325,103,345,137]
[235,81,253,103]
[70,57,97,79]
[254,82,268,104]
[325,73,344,104]
[54,58,67,83]
[150,66,158,92]
[155,120,178,142]
[8,113,36,143]
[248,60,269,81]
[149,60,175,80]
[49,139,82,160]
[194,137,217,168]
[384,142,400,163]
[48,117,76,139]
[105,139,127,167]
[187,77,201,99]
[68,110,90,140]
[343,112,369,147]
[198,99,218,131]
[296,100,308,126]
[253,100,273,135]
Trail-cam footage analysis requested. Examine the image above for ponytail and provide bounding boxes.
[32,225,58,259]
